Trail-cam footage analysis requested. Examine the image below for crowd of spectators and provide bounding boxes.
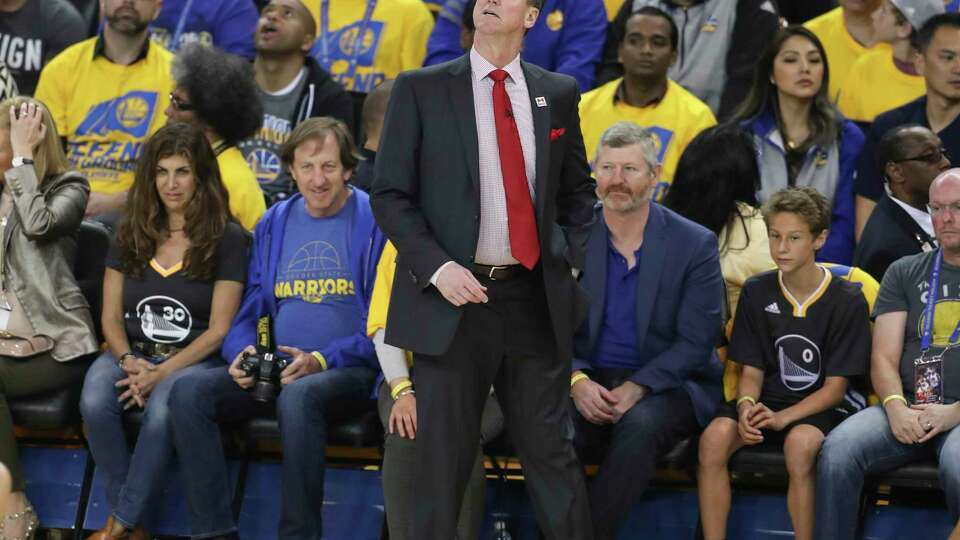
[0,0,960,538]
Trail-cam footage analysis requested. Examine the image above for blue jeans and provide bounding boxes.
[815,405,960,539]
[168,365,376,539]
[79,351,222,527]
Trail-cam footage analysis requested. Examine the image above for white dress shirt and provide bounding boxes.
[430,47,539,285]
[889,194,934,239]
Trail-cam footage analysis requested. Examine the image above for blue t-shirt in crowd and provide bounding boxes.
[591,240,643,370]
[274,195,362,355]
[149,0,258,59]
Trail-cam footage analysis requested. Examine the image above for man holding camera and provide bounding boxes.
[168,117,385,540]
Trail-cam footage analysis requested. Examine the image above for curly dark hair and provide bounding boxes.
[172,43,263,146]
[115,122,232,281]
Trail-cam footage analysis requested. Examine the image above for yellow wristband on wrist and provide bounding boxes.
[570,372,589,388]
[736,396,757,407]
[311,351,327,371]
[882,394,908,408]
[390,380,413,400]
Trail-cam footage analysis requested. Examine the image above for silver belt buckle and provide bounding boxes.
[488,265,508,280]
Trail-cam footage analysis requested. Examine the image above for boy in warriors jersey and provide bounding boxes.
[697,186,871,540]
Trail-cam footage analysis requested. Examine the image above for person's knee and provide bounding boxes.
[783,426,824,478]
[698,419,736,468]
[167,372,214,420]
[817,422,865,478]
[938,431,960,491]
[276,377,316,419]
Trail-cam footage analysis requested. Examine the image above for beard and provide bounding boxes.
[599,185,652,212]
[105,9,150,36]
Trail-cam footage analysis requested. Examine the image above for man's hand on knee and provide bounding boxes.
[572,377,618,425]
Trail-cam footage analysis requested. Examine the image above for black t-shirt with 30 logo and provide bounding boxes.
[106,223,247,347]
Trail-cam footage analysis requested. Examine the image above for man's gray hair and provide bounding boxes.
[596,121,660,170]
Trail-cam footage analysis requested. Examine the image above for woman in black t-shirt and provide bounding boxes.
[696,187,871,540]
[80,123,247,539]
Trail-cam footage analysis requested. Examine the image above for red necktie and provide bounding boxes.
[489,69,540,269]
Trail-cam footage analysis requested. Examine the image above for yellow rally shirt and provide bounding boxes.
[216,146,266,231]
[306,0,434,93]
[605,0,626,21]
[804,7,890,102]
[837,49,925,123]
[579,78,716,202]
[35,37,173,195]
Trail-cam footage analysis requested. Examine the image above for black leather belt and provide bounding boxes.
[472,263,526,281]
[132,341,182,360]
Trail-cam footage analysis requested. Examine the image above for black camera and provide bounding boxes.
[239,350,290,403]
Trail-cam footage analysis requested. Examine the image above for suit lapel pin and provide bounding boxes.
[535,96,547,107]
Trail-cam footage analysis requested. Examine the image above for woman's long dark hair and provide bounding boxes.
[732,26,840,148]
[115,122,231,280]
[664,124,760,253]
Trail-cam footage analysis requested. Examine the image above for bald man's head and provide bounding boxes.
[255,0,317,55]
[929,168,960,250]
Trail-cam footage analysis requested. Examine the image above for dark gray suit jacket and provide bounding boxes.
[371,54,597,360]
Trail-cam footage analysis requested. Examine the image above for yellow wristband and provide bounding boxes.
[736,396,757,407]
[390,380,413,400]
[570,372,589,388]
[882,394,908,408]
[311,351,327,371]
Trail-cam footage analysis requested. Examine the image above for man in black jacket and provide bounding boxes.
[238,0,354,206]
[854,125,949,281]
[596,0,780,120]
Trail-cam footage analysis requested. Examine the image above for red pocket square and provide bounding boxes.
[550,127,566,141]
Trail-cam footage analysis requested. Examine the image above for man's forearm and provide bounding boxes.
[872,356,906,400]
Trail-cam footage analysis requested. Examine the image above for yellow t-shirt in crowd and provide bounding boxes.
[837,49,925,123]
[579,78,716,202]
[35,37,173,195]
[216,146,266,231]
[305,0,434,93]
[804,7,890,102]
[605,0,626,21]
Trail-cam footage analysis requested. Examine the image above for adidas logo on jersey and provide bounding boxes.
[764,303,780,314]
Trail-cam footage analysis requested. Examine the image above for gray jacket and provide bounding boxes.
[2,165,97,362]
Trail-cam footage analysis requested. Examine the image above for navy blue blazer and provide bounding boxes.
[572,203,725,427]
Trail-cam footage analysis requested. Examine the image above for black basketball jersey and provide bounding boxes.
[729,268,872,409]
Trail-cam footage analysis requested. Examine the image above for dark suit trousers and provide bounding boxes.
[413,269,593,540]
[572,369,697,540]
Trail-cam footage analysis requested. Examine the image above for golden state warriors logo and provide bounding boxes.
[338,26,377,58]
[917,299,960,347]
[546,10,564,31]
[776,334,822,391]
[77,91,158,138]
[275,241,355,304]
[311,21,386,92]
[116,96,151,131]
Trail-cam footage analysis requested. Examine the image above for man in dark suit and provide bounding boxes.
[370,0,598,538]
[853,125,948,281]
[569,121,724,539]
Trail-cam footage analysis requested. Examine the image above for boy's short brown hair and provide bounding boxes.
[762,186,831,236]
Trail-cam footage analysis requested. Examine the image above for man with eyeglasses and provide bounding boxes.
[816,168,960,539]
[35,0,173,223]
[855,125,950,281]
[854,12,960,240]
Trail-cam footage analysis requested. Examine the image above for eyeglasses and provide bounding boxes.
[169,93,194,112]
[895,147,948,165]
[927,201,960,216]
